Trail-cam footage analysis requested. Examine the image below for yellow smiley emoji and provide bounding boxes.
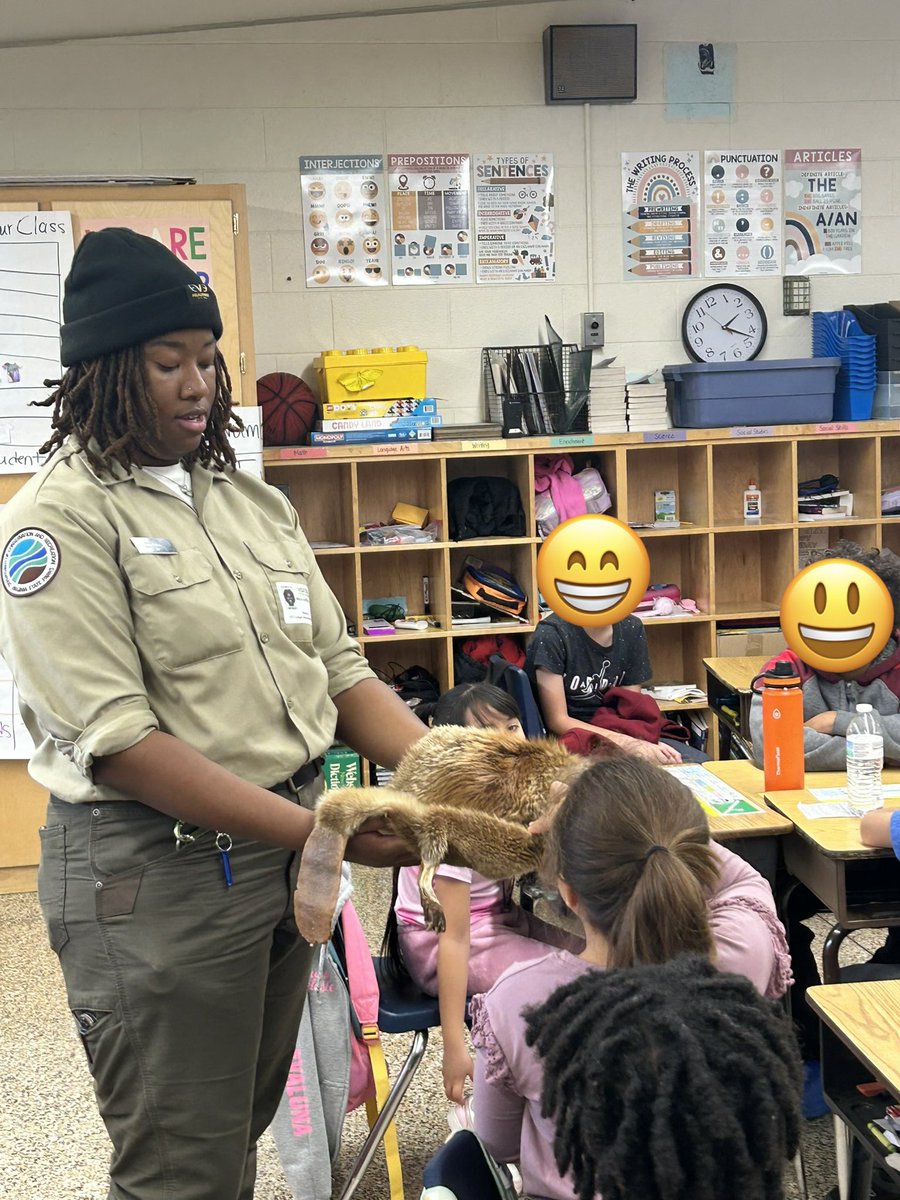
[780,559,894,673]
[537,514,650,627]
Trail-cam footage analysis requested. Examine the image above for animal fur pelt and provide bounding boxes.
[294,725,587,944]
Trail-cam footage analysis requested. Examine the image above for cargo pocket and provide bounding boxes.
[37,824,68,954]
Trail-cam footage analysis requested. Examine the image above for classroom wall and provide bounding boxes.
[1,0,899,420]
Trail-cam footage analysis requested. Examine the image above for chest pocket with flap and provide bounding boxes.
[124,549,244,670]
[245,538,314,646]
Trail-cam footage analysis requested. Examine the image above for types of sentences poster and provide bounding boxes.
[784,148,862,275]
[81,217,215,286]
[0,212,74,475]
[704,151,782,277]
[474,153,555,283]
[621,152,700,280]
[388,154,471,285]
[299,155,388,289]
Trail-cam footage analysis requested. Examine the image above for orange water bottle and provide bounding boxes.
[751,661,805,791]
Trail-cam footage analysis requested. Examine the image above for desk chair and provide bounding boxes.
[487,655,546,738]
[337,958,440,1200]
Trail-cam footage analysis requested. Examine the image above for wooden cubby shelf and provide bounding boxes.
[264,420,900,734]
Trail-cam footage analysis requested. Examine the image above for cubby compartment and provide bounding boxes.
[356,458,444,542]
[364,636,453,696]
[881,435,900,513]
[641,532,711,615]
[798,523,881,567]
[316,553,360,631]
[275,461,356,548]
[714,529,794,616]
[537,449,620,527]
[643,620,714,691]
[445,453,532,544]
[359,547,447,632]
[449,541,535,628]
[624,444,710,528]
[796,436,879,521]
[711,440,795,526]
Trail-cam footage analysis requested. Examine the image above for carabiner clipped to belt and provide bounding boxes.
[173,820,198,849]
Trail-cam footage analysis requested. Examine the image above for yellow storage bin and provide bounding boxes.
[316,345,428,403]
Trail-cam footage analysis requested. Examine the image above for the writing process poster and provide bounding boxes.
[0,212,74,475]
[81,217,215,287]
[299,155,388,288]
[474,153,555,283]
[621,152,699,280]
[784,148,861,275]
[388,154,471,284]
[704,151,782,276]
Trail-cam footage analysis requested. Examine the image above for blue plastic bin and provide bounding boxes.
[662,358,839,428]
[833,384,875,421]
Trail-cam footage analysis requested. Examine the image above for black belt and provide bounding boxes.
[283,758,323,795]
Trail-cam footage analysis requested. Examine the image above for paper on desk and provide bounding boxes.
[810,785,900,801]
[666,763,762,815]
[798,801,857,819]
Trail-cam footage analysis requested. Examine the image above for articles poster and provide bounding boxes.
[621,151,700,280]
[299,155,388,289]
[784,148,861,275]
[0,212,74,474]
[81,217,215,287]
[474,153,555,283]
[703,151,782,277]
[388,154,471,285]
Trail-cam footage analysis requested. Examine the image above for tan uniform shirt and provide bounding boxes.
[0,440,374,802]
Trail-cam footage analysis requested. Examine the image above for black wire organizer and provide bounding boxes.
[482,343,591,437]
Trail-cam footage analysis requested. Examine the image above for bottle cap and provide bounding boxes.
[747,479,758,487]
[764,660,801,686]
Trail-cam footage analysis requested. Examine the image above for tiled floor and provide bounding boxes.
[0,868,890,1200]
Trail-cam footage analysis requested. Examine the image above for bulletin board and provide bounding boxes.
[0,184,255,888]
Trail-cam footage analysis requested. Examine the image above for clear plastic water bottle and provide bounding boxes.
[846,703,884,816]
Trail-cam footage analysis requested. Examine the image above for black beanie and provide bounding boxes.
[59,227,224,366]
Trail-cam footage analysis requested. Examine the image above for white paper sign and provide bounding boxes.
[230,405,264,479]
[0,653,34,760]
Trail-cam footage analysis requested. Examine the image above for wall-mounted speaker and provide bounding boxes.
[543,24,637,104]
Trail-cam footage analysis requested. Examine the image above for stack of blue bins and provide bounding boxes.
[811,310,876,420]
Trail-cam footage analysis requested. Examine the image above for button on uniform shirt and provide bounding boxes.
[0,439,373,803]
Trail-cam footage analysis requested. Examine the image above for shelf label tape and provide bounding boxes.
[460,440,508,452]
[274,447,328,460]
[549,434,594,447]
[642,430,687,443]
[730,425,774,438]
[815,422,858,434]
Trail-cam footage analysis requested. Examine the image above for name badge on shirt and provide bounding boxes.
[277,582,312,624]
[130,537,177,555]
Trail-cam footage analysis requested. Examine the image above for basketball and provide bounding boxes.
[256,373,318,446]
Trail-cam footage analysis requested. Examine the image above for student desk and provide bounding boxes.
[765,773,900,982]
[692,760,793,886]
[703,655,768,759]
[807,979,900,1200]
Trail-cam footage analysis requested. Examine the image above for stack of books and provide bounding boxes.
[433,420,503,441]
[882,482,900,515]
[310,397,441,446]
[587,363,627,433]
[626,376,670,432]
[798,478,854,520]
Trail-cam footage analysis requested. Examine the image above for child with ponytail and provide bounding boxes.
[468,755,792,1200]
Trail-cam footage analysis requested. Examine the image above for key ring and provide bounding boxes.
[215,832,233,853]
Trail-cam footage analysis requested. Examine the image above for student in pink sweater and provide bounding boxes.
[469,756,792,1200]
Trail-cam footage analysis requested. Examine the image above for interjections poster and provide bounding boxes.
[621,152,700,280]
[783,148,862,275]
[299,155,389,289]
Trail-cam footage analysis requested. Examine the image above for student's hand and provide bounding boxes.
[805,711,837,734]
[860,808,894,848]
[345,818,419,868]
[528,779,568,835]
[442,1042,475,1104]
[629,739,681,765]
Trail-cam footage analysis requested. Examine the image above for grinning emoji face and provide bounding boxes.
[537,515,650,628]
[780,559,894,674]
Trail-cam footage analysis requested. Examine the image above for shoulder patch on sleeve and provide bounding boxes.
[2,528,62,597]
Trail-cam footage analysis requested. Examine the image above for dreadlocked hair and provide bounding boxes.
[524,955,802,1200]
[543,756,719,968]
[34,346,242,475]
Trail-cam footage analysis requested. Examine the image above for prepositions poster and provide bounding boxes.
[621,152,699,280]
[81,217,215,287]
[474,153,555,282]
[784,148,861,275]
[0,212,74,475]
[299,155,388,289]
[704,151,782,277]
[388,154,471,284]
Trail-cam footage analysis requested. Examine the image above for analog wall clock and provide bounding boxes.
[681,284,767,363]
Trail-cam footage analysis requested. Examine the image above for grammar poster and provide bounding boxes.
[474,153,555,283]
[388,154,471,284]
[784,148,862,275]
[703,151,782,277]
[621,152,700,280]
[0,212,74,474]
[299,155,388,288]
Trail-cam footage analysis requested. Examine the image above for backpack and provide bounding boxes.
[447,477,526,541]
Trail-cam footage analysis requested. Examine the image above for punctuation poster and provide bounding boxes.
[388,154,471,284]
[474,153,555,283]
[0,212,74,475]
[703,151,782,277]
[784,148,862,275]
[621,152,700,280]
[299,155,388,288]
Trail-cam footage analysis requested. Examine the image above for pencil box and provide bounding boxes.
[459,557,527,619]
